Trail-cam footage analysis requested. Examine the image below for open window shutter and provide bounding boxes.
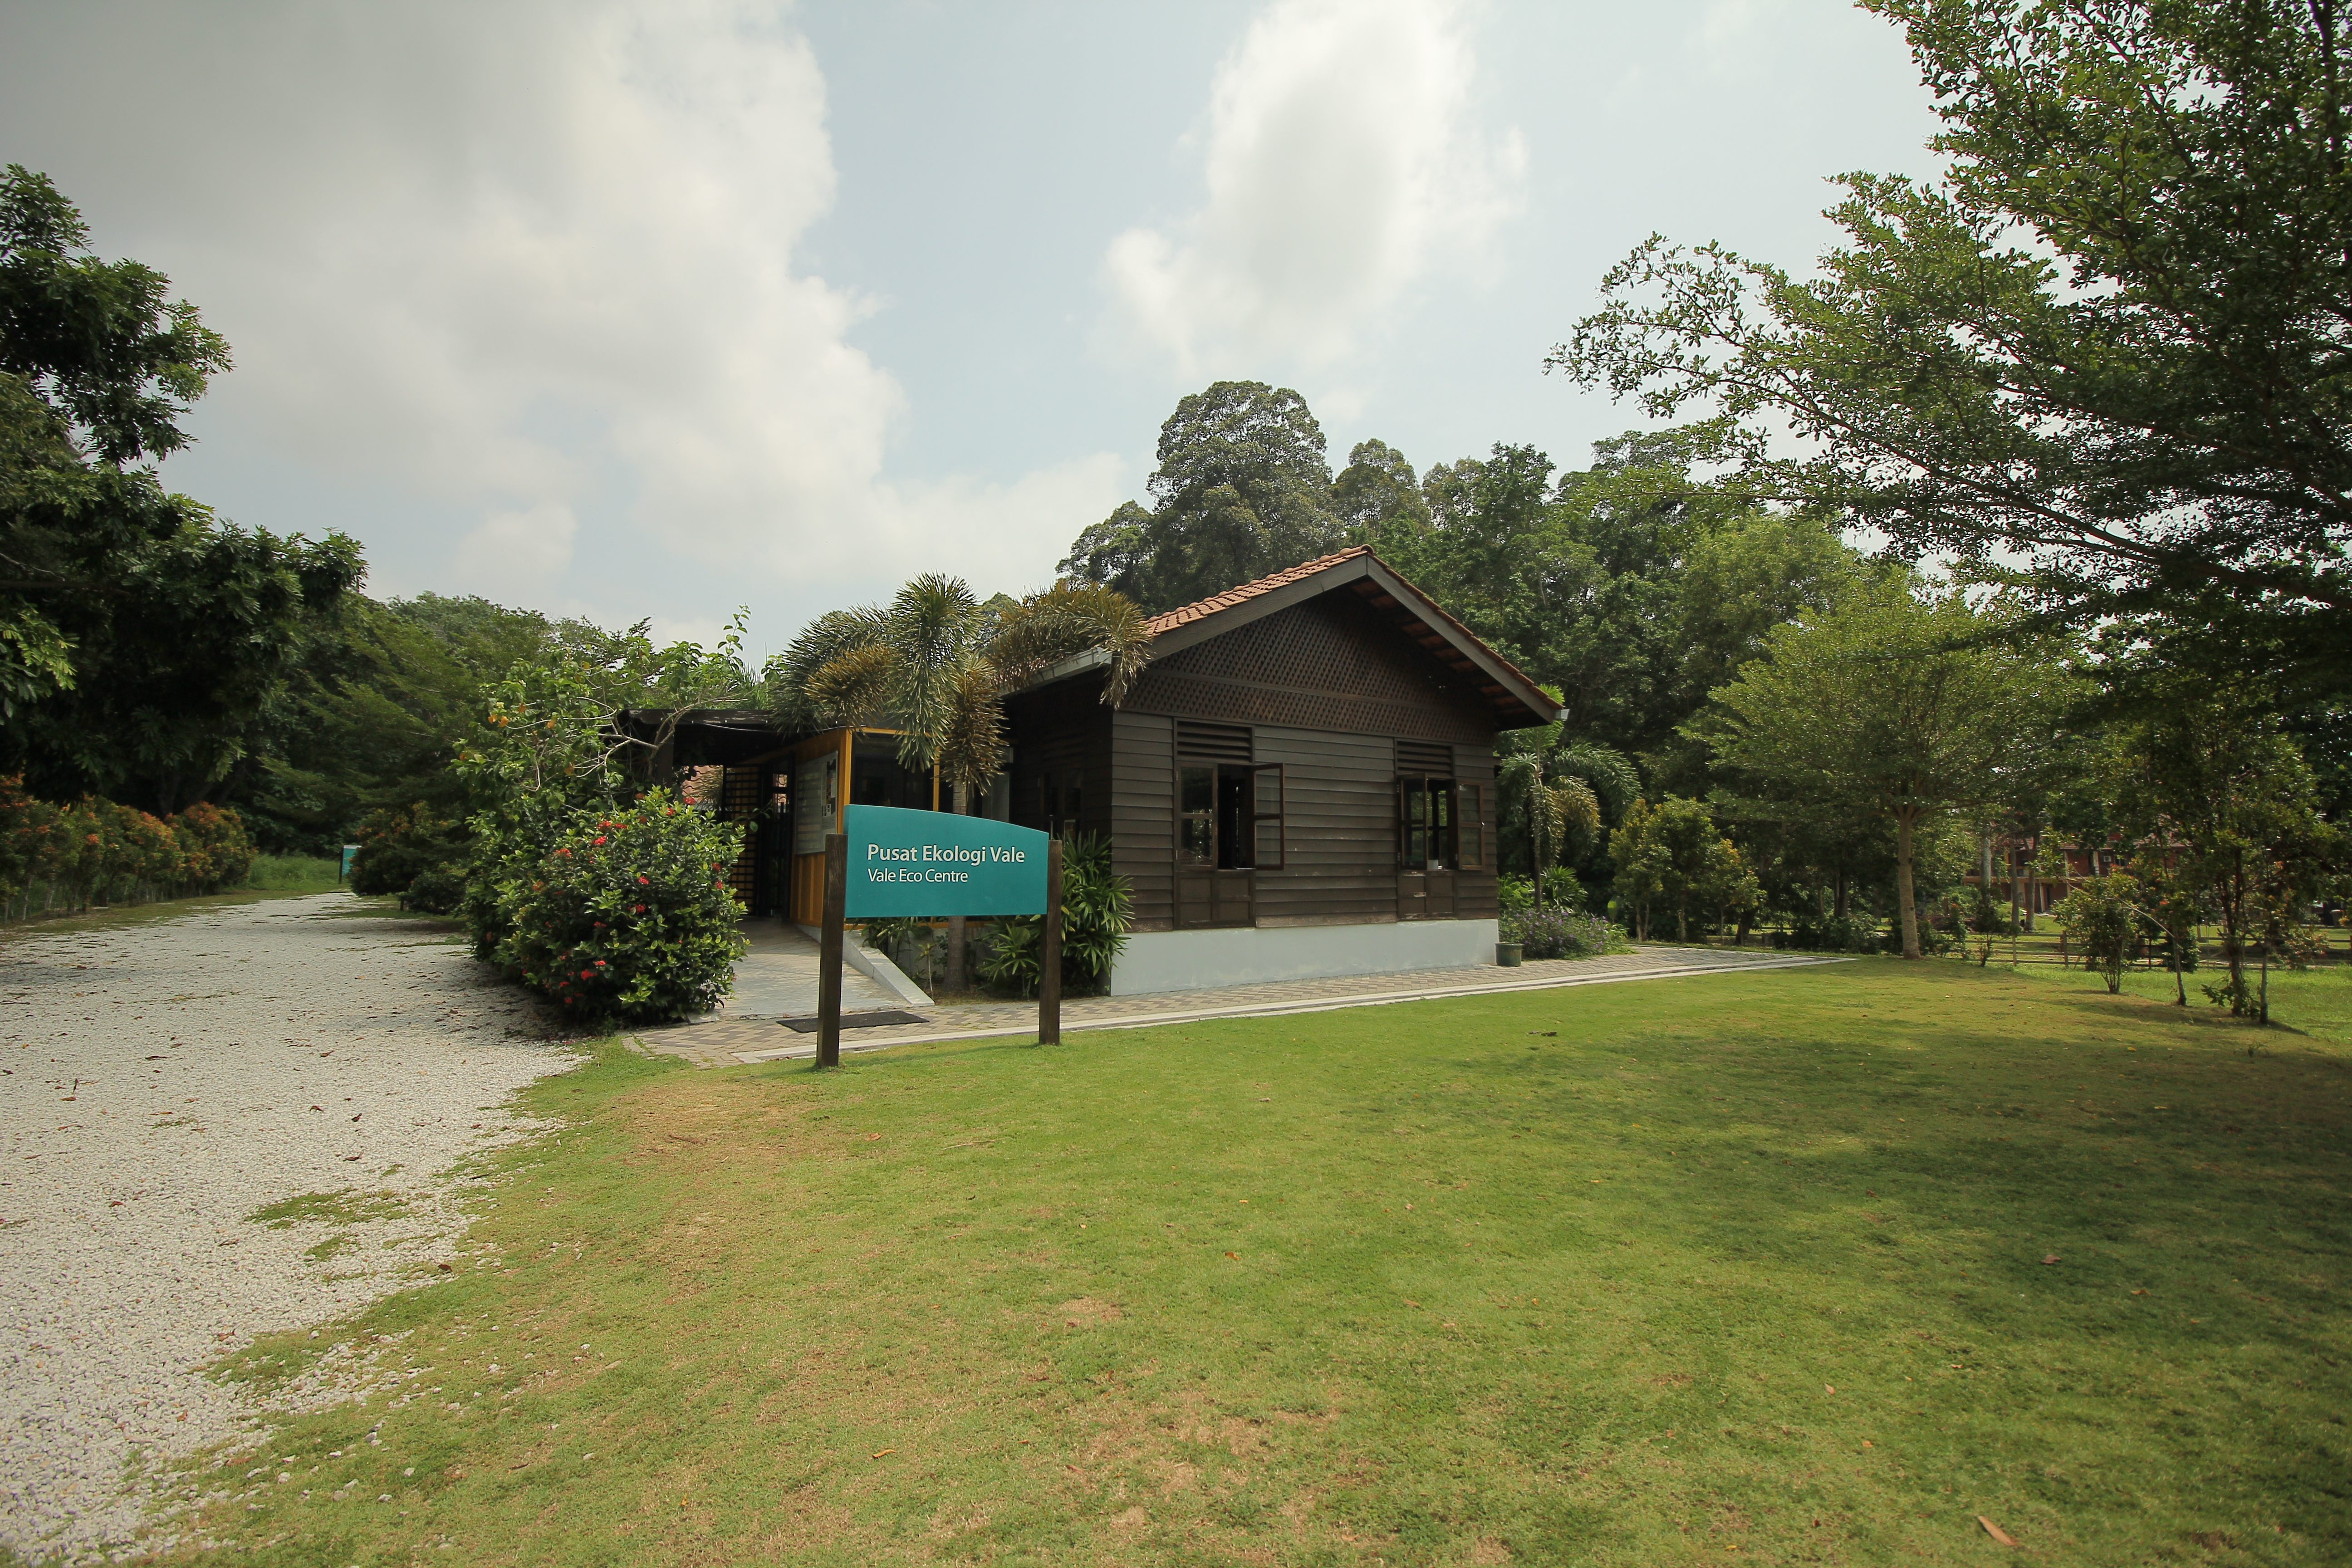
[1459,782,1485,868]
[1252,764,1284,871]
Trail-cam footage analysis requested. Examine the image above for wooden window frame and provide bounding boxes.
[1177,763,1216,867]
[1396,774,1458,871]
[1458,781,1486,869]
[1251,764,1284,871]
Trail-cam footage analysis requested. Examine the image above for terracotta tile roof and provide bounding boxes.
[1142,546,1376,634]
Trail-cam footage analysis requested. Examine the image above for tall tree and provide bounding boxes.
[1060,381,1344,611]
[0,166,360,811]
[1555,1,2352,674]
[1331,438,1429,540]
[1381,432,1814,769]
[1696,578,2076,958]
[2105,676,2340,1019]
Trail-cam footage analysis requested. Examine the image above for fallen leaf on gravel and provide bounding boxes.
[437,1263,453,1272]
[1977,1515,2017,1547]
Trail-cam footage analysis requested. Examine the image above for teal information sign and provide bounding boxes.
[842,804,1049,919]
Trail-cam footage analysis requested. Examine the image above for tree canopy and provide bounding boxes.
[1553,0,2352,681]
[1695,578,2078,958]
[1060,380,1346,612]
[0,166,361,812]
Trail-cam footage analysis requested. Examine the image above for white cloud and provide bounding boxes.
[0,0,1123,630]
[1102,0,1524,375]
[454,503,578,598]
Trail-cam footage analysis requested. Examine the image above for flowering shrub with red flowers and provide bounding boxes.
[493,788,748,1023]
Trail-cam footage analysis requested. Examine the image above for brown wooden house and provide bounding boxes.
[1000,546,1559,993]
[650,548,1558,995]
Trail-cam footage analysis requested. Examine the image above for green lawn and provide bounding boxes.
[245,854,345,892]
[168,959,2350,1566]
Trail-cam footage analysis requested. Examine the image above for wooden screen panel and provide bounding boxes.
[721,765,765,903]
[1131,595,1493,743]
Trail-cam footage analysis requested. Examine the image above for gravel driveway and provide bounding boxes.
[0,893,577,1563]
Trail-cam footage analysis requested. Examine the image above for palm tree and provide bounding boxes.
[769,575,1152,988]
[1498,723,1635,915]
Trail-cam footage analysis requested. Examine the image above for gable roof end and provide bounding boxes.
[1142,546,1560,729]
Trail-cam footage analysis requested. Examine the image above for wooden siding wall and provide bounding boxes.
[1003,592,1509,932]
[1251,726,1399,926]
[1451,740,1499,920]
[1111,711,1175,930]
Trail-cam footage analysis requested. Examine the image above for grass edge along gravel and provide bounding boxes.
[150,960,2349,1567]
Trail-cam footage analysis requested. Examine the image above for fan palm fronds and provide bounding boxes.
[987,580,1154,706]
[771,576,1153,799]
[885,574,983,764]
[934,662,1006,798]
[1555,741,1640,824]
[766,606,890,726]
[804,642,899,729]
[1553,776,1602,855]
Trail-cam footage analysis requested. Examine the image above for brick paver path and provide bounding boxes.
[632,945,1848,1068]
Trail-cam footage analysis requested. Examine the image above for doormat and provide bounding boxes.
[778,1010,928,1033]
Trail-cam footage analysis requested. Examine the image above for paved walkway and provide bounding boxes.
[710,919,897,1019]
[632,944,1848,1067]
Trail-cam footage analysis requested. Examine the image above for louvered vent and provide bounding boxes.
[1175,720,1253,763]
[1396,740,1454,775]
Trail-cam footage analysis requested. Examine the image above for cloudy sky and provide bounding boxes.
[1,0,1939,658]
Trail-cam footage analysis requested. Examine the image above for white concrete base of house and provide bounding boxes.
[1108,918,1500,996]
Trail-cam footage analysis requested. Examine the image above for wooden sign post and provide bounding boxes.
[817,831,846,1068]
[1039,836,1063,1045]
[813,805,1052,1067]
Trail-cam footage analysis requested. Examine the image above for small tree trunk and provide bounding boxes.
[2220,855,2249,1016]
[2171,916,2187,1006]
[1895,811,1922,960]
[1833,869,1849,920]
[1531,809,1545,915]
[946,779,970,992]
